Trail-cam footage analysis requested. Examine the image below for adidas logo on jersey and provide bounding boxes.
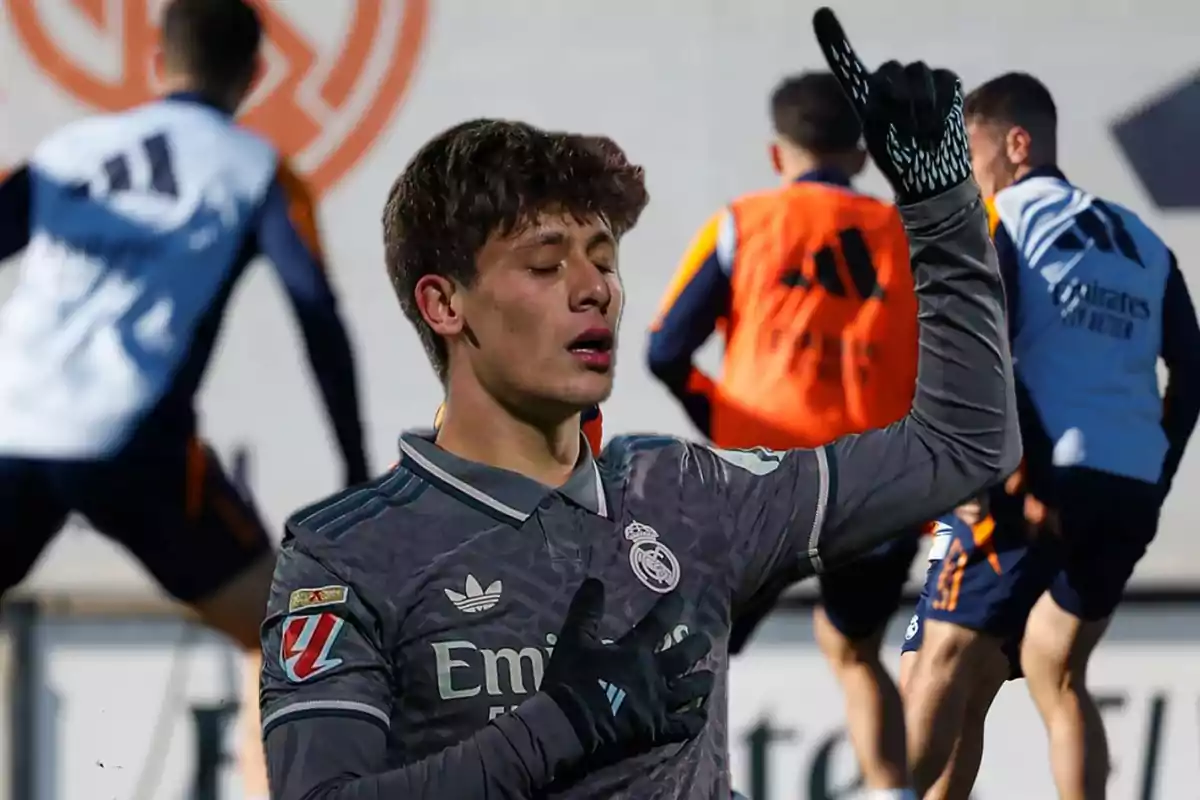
[597,679,628,715]
[444,575,503,613]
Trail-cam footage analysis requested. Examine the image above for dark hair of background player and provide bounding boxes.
[382,118,649,382]
[964,72,1058,159]
[770,72,862,155]
[160,0,262,101]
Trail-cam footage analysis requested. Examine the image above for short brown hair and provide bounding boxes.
[382,119,649,380]
[965,72,1057,148]
[771,72,862,154]
[160,0,261,95]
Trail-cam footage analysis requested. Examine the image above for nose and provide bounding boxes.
[569,257,612,314]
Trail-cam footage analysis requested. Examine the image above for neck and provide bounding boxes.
[780,151,817,184]
[1013,161,1050,183]
[435,378,582,488]
[779,151,851,185]
[160,74,235,113]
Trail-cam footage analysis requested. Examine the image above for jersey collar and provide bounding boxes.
[396,431,610,526]
[795,167,853,188]
[163,91,233,117]
[1017,164,1068,184]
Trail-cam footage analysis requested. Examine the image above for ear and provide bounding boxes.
[414,274,464,338]
[152,49,166,85]
[848,147,868,176]
[769,141,784,175]
[249,55,266,94]
[1006,126,1032,166]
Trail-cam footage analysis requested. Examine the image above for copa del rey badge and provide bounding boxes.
[625,521,680,594]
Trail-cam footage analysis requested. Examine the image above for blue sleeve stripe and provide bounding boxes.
[646,250,730,373]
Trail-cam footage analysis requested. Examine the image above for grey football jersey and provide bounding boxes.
[260,179,1020,799]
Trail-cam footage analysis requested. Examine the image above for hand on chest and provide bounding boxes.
[404,514,709,722]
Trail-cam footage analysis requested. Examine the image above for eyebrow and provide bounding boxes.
[585,229,617,252]
[518,228,615,251]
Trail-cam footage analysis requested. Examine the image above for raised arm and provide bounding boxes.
[700,180,1016,604]
[786,10,1018,569]
[817,179,1018,565]
[697,12,1018,605]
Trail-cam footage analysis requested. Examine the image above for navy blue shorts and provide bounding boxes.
[819,533,921,640]
[900,562,932,656]
[902,513,961,657]
[0,438,272,603]
[917,468,1160,648]
[901,512,1023,676]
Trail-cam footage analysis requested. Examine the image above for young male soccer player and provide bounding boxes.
[0,2,367,797]
[901,73,1200,800]
[259,10,1020,798]
[648,71,921,798]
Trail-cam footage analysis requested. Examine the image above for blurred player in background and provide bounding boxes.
[647,72,921,798]
[0,1,368,797]
[647,72,917,453]
[901,73,1200,800]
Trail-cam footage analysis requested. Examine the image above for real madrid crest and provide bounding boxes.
[625,521,680,594]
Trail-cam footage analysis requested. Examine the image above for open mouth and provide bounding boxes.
[568,329,615,369]
[567,329,614,355]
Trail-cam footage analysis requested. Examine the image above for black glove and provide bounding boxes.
[812,7,973,205]
[542,578,714,763]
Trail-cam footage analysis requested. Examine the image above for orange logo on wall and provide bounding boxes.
[6,0,429,198]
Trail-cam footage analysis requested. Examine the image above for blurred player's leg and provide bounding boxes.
[1017,470,1159,800]
[899,564,964,800]
[190,553,275,800]
[900,647,1005,800]
[902,621,1004,794]
[240,651,270,797]
[165,452,275,800]
[814,610,909,794]
[60,438,275,800]
[816,536,920,797]
[902,505,1035,797]
[898,633,922,696]
[0,458,68,595]
[942,672,1003,800]
[1020,593,1109,800]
